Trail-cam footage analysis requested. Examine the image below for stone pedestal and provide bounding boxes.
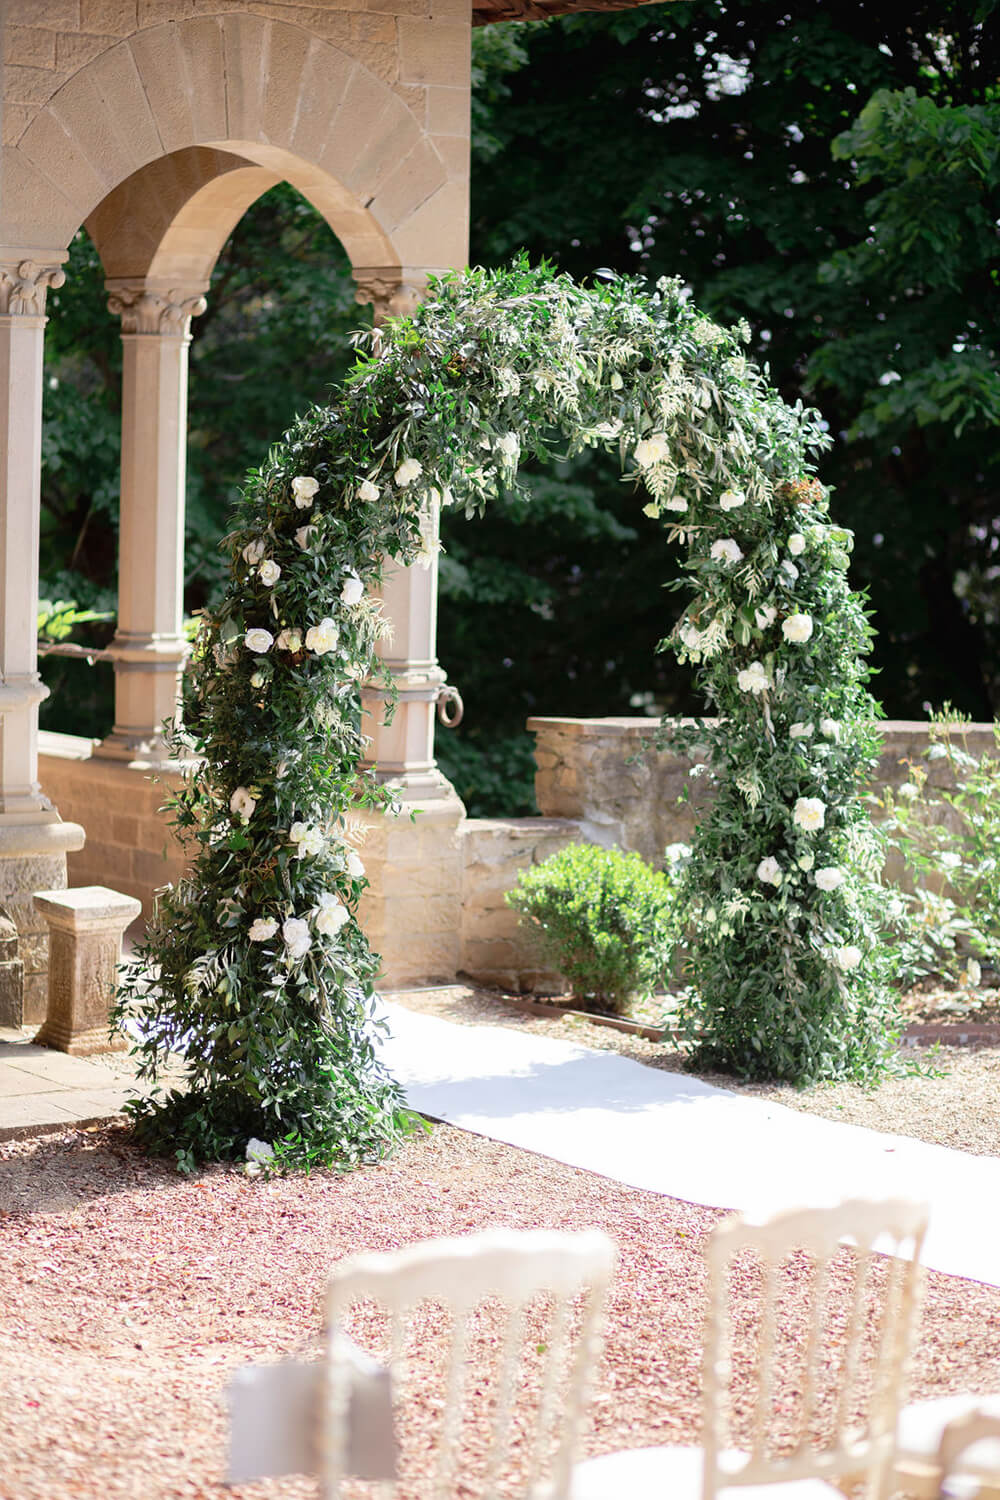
[33,886,142,1055]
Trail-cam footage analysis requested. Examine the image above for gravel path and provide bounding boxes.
[1,988,998,1500]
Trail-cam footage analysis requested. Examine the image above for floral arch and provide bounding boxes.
[119,262,898,1170]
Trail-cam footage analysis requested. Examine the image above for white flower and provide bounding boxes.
[835,944,863,971]
[815,867,845,892]
[395,457,422,487]
[939,851,962,871]
[496,431,520,460]
[719,489,745,511]
[358,479,380,503]
[340,572,364,607]
[295,525,316,551]
[250,670,266,688]
[289,822,325,858]
[737,661,770,695]
[755,605,777,630]
[789,722,814,739]
[245,627,274,654]
[606,371,623,392]
[757,856,783,887]
[788,533,806,556]
[666,495,689,512]
[679,622,702,651]
[704,907,717,923]
[248,917,279,943]
[898,782,919,801]
[927,743,949,761]
[664,842,692,866]
[793,797,826,832]
[229,786,256,821]
[305,617,339,655]
[781,560,800,583]
[292,475,319,508]
[782,613,814,644]
[711,538,744,566]
[242,539,266,565]
[258,559,281,587]
[965,958,982,988]
[276,628,302,652]
[798,852,815,871]
[282,917,312,960]
[634,433,670,468]
[345,849,365,879]
[314,897,350,938]
[819,718,840,741]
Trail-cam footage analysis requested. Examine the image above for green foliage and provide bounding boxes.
[874,709,1000,987]
[506,842,677,1010]
[116,262,900,1164]
[435,729,538,818]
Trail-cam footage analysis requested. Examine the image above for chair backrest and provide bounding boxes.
[936,1409,1000,1499]
[701,1198,928,1500]
[320,1227,617,1500]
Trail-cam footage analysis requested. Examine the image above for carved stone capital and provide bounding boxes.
[106,281,208,337]
[0,259,66,317]
[353,267,431,327]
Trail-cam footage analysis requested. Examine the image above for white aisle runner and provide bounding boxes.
[376,1002,1000,1288]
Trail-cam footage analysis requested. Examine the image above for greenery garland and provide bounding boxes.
[115,260,899,1170]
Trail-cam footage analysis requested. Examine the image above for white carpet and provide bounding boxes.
[375,1002,1000,1289]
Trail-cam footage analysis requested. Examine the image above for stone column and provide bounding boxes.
[0,253,86,1022]
[98,280,207,765]
[351,267,465,986]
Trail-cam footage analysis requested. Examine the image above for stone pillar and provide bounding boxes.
[33,885,142,1055]
[0,253,86,1022]
[351,266,465,986]
[98,280,207,765]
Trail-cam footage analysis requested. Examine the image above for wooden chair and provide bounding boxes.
[890,1397,1000,1500]
[570,1198,928,1500]
[320,1227,617,1500]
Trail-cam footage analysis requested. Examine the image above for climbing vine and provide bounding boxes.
[115,260,899,1169]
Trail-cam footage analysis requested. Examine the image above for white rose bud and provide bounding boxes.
[248,917,279,942]
[258,559,281,587]
[798,853,815,871]
[782,613,814,643]
[358,479,380,503]
[282,917,312,960]
[757,856,783,887]
[244,627,274,654]
[395,457,423,487]
[345,849,365,879]
[295,526,316,551]
[836,944,863,971]
[276,628,302,652]
[788,533,806,556]
[755,605,777,630]
[814,867,846,891]
[340,572,364,607]
[291,475,319,508]
[229,786,256,821]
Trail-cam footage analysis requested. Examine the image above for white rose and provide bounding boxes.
[836,944,863,971]
[898,782,919,801]
[782,613,814,643]
[340,572,364,607]
[282,917,312,960]
[634,433,670,468]
[820,718,840,741]
[242,539,266,565]
[757,856,783,887]
[395,457,422,487]
[737,661,770,695]
[679,622,702,651]
[305,618,339,656]
[711,538,743,565]
[229,786,256,821]
[793,797,826,832]
[358,479,380,503]
[295,525,316,551]
[345,849,365,879]
[755,605,777,630]
[248,917,279,942]
[276,628,302,652]
[314,899,350,938]
[815,867,845,891]
[798,853,815,871]
[290,823,325,858]
[939,851,962,871]
[788,533,806,556]
[245,628,274,654]
[258,559,281,587]
[291,475,319,508]
[250,670,266,689]
[781,560,800,583]
[789,722,814,740]
[719,489,745,511]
